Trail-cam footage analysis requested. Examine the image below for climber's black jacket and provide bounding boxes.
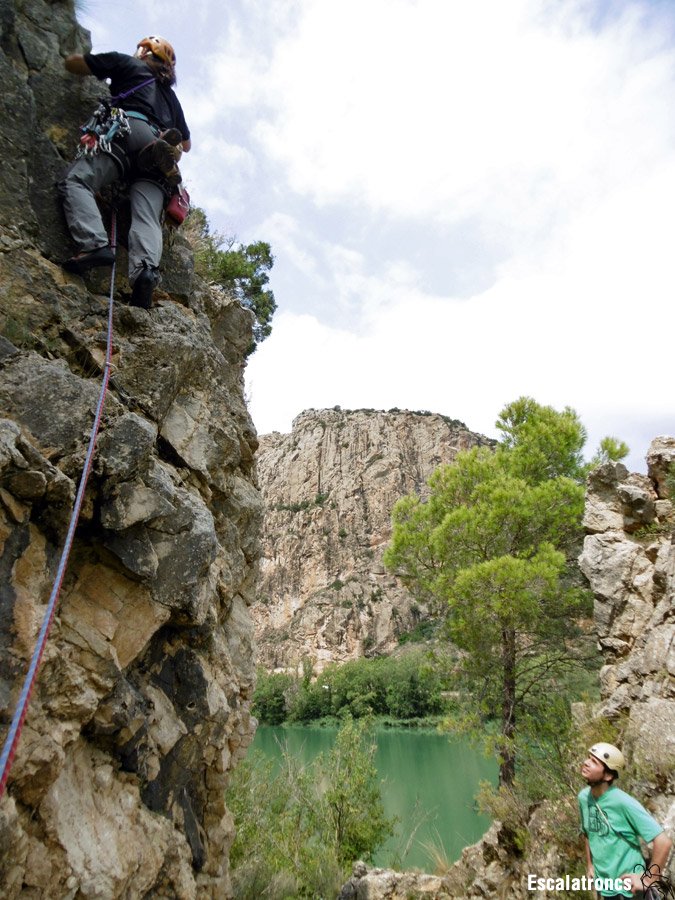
[83,52,190,141]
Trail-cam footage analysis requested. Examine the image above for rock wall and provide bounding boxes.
[340,437,675,899]
[578,437,675,818]
[0,3,261,897]
[255,408,492,672]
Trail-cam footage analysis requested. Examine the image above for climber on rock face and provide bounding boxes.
[58,35,191,309]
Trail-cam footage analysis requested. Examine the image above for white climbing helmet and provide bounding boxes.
[589,742,625,771]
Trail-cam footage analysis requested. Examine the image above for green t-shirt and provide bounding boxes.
[578,785,663,897]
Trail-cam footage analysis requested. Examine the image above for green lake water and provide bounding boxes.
[251,724,497,871]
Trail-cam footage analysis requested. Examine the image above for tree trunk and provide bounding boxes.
[500,626,517,786]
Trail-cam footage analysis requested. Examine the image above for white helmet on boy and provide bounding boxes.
[589,743,625,771]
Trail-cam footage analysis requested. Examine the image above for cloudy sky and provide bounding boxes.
[80,0,674,471]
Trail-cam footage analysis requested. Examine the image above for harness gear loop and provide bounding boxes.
[76,76,157,159]
[77,105,132,158]
[0,212,119,800]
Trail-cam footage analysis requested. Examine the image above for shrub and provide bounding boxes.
[319,717,396,864]
[397,619,437,645]
[184,208,276,354]
[252,671,293,725]
[227,718,394,896]
[228,748,341,899]
[255,651,452,724]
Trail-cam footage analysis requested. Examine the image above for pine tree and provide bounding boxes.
[384,397,626,786]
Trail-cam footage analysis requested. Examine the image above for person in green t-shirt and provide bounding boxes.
[579,742,672,898]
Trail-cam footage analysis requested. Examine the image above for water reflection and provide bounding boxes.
[251,725,496,871]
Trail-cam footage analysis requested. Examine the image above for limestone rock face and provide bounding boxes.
[578,448,675,809]
[255,408,493,671]
[0,5,261,897]
[339,860,453,899]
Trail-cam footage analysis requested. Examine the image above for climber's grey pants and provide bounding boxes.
[58,118,165,285]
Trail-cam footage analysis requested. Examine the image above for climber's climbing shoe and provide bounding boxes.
[160,128,183,147]
[130,267,160,310]
[62,244,115,274]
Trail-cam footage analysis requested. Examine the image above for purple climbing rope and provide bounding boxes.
[0,214,118,799]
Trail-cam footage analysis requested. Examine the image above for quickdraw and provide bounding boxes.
[76,75,157,158]
[77,103,131,158]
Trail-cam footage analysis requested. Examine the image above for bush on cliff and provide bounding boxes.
[185,207,277,354]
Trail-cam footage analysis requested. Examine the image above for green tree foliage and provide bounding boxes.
[384,397,609,786]
[185,208,277,353]
[228,748,338,898]
[252,650,448,725]
[227,717,394,898]
[590,436,630,467]
[252,671,293,725]
[319,717,395,865]
[667,466,675,503]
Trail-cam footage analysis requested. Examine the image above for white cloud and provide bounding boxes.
[194,40,269,116]
[252,0,675,239]
[254,211,444,336]
[73,0,675,472]
[255,213,328,284]
[247,164,675,471]
[183,137,257,217]
[224,27,675,482]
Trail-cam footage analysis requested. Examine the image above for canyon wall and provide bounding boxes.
[254,407,493,672]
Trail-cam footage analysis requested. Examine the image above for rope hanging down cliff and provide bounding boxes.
[0,215,119,800]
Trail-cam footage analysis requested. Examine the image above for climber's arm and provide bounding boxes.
[64,55,92,76]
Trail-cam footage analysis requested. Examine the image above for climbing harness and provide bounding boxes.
[0,214,119,800]
[76,77,156,158]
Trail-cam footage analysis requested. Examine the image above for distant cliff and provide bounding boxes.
[0,4,261,897]
[254,407,493,671]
